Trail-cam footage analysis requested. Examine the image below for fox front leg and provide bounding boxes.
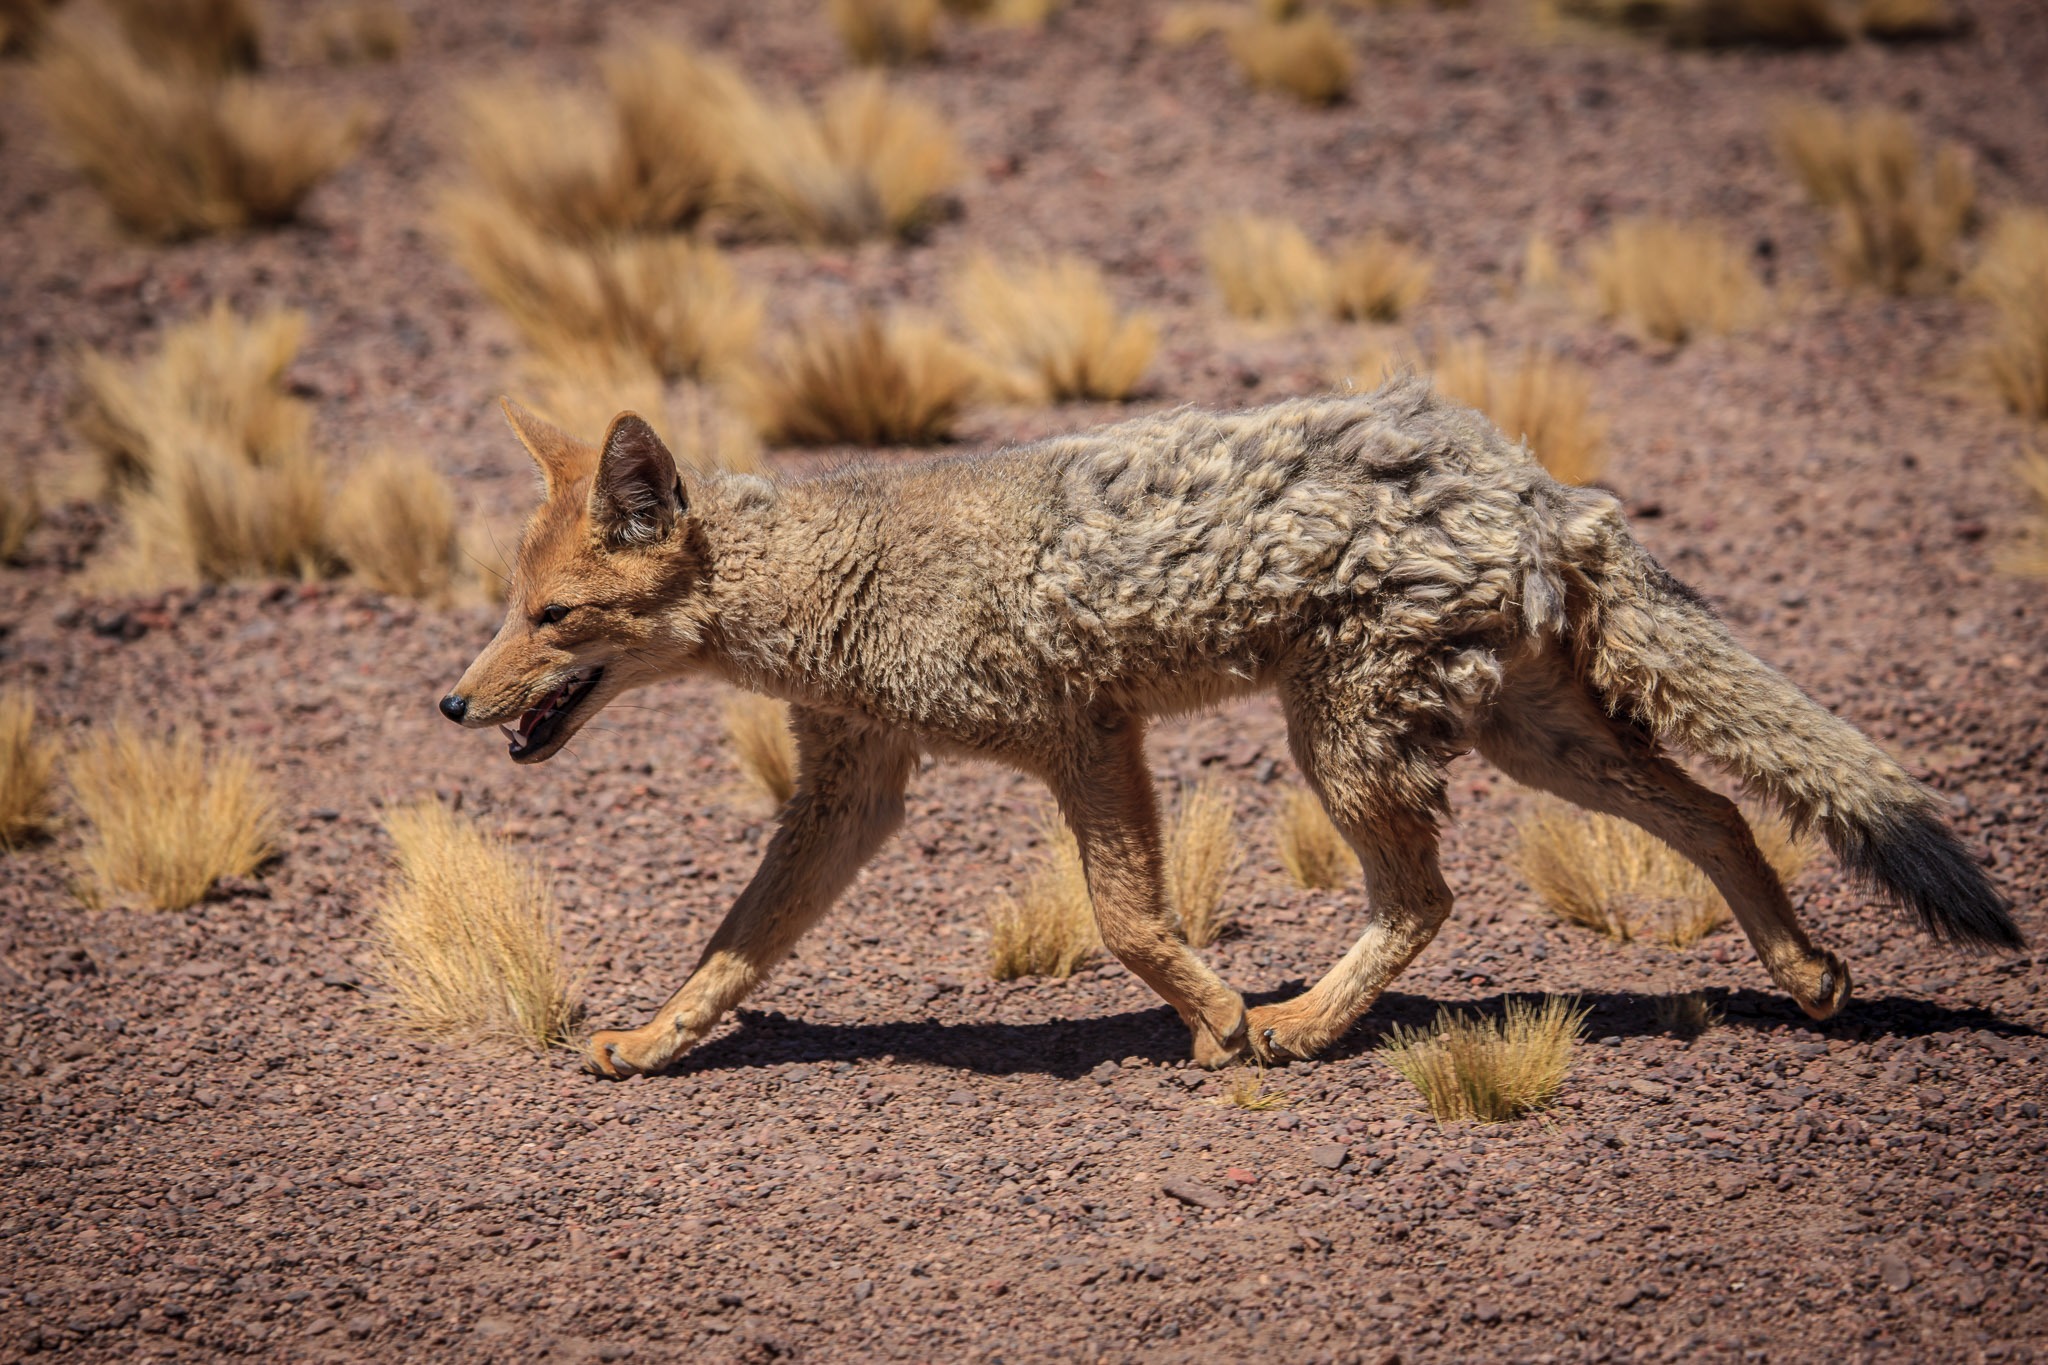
[588,713,915,1078]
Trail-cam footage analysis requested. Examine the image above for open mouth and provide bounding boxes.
[502,667,603,760]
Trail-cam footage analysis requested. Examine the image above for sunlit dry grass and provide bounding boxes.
[1203,214,1331,321]
[731,74,962,243]
[1965,209,2048,422]
[1330,233,1432,322]
[34,15,362,241]
[1515,795,1811,947]
[1774,103,1974,293]
[747,313,978,446]
[438,195,761,382]
[0,470,38,564]
[724,693,798,808]
[831,0,940,63]
[1583,217,1767,344]
[1276,787,1357,890]
[76,301,310,489]
[1167,782,1241,948]
[1999,447,2048,578]
[1430,339,1608,485]
[330,451,459,600]
[517,351,765,478]
[987,813,1100,980]
[1655,990,1721,1038]
[69,724,276,910]
[1378,996,1589,1122]
[1225,10,1354,105]
[1857,0,1957,37]
[1214,1063,1292,1110]
[303,0,410,64]
[372,802,583,1050]
[952,255,1158,402]
[107,0,259,76]
[0,688,59,851]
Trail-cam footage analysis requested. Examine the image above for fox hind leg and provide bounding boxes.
[1475,653,1850,1020]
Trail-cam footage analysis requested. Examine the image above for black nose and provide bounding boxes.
[438,694,468,723]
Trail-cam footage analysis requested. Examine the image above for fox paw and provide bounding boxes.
[1244,1002,1324,1064]
[587,1026,677,1079]
[1788,951,1853,1022]
[1190,1008,1251,1070]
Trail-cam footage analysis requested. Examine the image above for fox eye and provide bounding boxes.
[538,603,573,626]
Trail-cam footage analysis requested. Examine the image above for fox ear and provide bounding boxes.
[500,397,597,495]
[590,412,684,548]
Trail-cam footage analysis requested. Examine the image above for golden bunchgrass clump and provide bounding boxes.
[33,13,362,241]
[1773,103,1974,293]
[330,451,460,600]
[0,689,60,850]
[987,813,1101,980]
[731,73,963,243]
[747,313,978,446]
[1430,339,1609,485]
[1654,989,1721,1038]
[1205,215,1429,324]
[371,802,583,1051]
[518,352,765,477]
[68,725,276,910]
[952,255,1158,402]
[1856,0,1958,38]
[437,196,762,382]
[75,301,311,488]
[1965,209,2048,422]
[724,693,798,808]
[1,471,38,564]
[1378,996,1589,1123]
[1583,217,1768,344]
[831,0,941,64]
[1225,10,1354,105]
[1276,787,1358,890]
[1203,214,1333,322]
[106,0,259,77]
[1215,1063,1292,1110]
[1167,781,1241,948]
[1330,233,1433,322]
[1515,796,1811,947]
[1999,446,2048,578]
[303,0,411,64]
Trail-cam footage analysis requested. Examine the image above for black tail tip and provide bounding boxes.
[1845,808,2027,953]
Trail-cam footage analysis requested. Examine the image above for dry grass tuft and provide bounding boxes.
[987,814,1100,980]
[1655,990,1722,1038]
[748,312,977,446]
[952,255,1158,402]
[1276,787,1358,890]
[111,433,332,588]
[731,73,962,243]
[1226,11,1354,105]
[1214,1063,1292,1110]
[304,0,411,64]
[438,195,761,382]
[1330,233,1432,322]
[518,351,765,477]
[1583,217,1767,344]
[107,0,260,77]
[1965,208,2048,421]
[1202,214,1332,322]
[371,802,582,1050]
[831,0,940,64]
[0,688,60,851]
[1,470,38,564]
[1430,339,1608,485]
[1773,104,1974,293]
[1857,0,1959,38]
[34,15,362,241]
[1998,446,2048,578]
[724,693,798,809]
[1167,782,1241,948]
[1515,796,1811,947]
[330,451,459,600]
[69,724,276,910]
[1378,996,1589,1122]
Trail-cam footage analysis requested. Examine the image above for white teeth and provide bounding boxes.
[501,725,519,745]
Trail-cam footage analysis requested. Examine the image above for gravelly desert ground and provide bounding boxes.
[3,0,2048,1362]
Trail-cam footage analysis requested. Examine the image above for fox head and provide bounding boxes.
[440,400,712,763]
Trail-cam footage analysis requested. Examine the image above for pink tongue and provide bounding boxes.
[517,707,545,737]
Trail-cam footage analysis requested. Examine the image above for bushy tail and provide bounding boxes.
[1575,536,2024,952]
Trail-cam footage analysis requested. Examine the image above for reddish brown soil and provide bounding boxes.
[4,1,2048,1362]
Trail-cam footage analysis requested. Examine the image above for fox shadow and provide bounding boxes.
[652,981,2039,1082]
